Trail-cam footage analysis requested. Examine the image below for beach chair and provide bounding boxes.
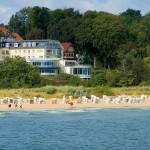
[29,99,34,104]
[77,97,81,103]
[52,99,57,104]
[3,97,8,104]
[0,98,4,105]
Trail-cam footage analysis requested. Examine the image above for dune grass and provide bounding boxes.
[114,86,150,96]
[0,86,149,100]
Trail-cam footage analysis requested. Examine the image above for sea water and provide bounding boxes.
[0,108,150,150]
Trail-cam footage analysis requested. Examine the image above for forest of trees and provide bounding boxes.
[1,7,150,87]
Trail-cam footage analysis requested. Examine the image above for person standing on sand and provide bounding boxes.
[14,99,18,108]
[8,103,11,109]
[18,101,22,109]
[69,102,74,108]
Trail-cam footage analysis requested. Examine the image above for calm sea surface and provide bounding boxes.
[0,108,150,150]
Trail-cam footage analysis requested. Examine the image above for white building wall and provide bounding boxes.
[63,67,71,74]
[10,48,45,60]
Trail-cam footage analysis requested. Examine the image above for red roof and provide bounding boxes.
[61,42,74,52]
[0,26,9,34]
[0,25,23,40]
[12,32,23,40]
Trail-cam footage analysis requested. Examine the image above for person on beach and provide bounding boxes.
[14,99,18,108]
[19,101,22,109]
[69,101,74,108]
[8,103,11,109]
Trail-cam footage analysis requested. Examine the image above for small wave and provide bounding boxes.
[139,107,150,110]
[43,109,86,114]
[0,111,33,117]
[0,112,6,117]
[0,108,103,116]
[0,111,17,117]
[47,110,62,114]
[63,109,86,113]
[45,108,102,114]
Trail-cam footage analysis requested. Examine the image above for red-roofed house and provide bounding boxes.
[61,42,77,60]
[0,25,9,33]
[12,32,23,40]
[0,25,23,40]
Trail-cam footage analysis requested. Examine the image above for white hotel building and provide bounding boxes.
[0,39,92,79]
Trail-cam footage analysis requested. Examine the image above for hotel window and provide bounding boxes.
[46,50,51,55]
[78,68,82,74]
[52,49,57,55]
[73,68,77,74]
[28,42,31,47]
[14,43,18,47]
[15,50,17,54]
[32,42,36,47]
[83,68,87,75]
[2,50,5,55]
[23,42,27,47]
[28,50,30,53]
[28,56,30,59]
[6,50,9,55]
[65,62,75,66]
[5,43,10,48]
[37,50,43,52]
[24,50,26,53]
[66,51,74,57]
[38,62,41,66]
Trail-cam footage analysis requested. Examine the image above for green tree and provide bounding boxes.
[91,13,128,69]
[120,8,142,25]
[26,6,50,38]
[49,17,81,42]
[0,56,43,88]
[26,27,45,40]
[75,11,98,67]
[8,7,30,39]
[48,8,81,42]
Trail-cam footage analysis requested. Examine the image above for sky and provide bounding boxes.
[0,0,150,25]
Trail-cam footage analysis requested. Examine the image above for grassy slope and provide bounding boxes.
[0,86,149,99]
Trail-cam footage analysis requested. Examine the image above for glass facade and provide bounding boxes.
[64,51,74,57]
[40,68,59,74]
[31,60,59,68]
[71,67,91,78]
[46,49,61,58]
[65,61,76,66]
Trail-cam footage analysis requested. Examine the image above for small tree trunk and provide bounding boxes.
[103,57,106,69]
[94,55,96,69]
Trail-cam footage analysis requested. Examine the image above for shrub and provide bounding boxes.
[90,72,107,87]
[80,80,91,87]
[35,86,56,94]
[65,87,91,98]
[65,88,76,97]
[91,86,115,97]
[69,75,81,86]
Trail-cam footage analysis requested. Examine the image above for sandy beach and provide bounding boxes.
[1,99,150,110]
